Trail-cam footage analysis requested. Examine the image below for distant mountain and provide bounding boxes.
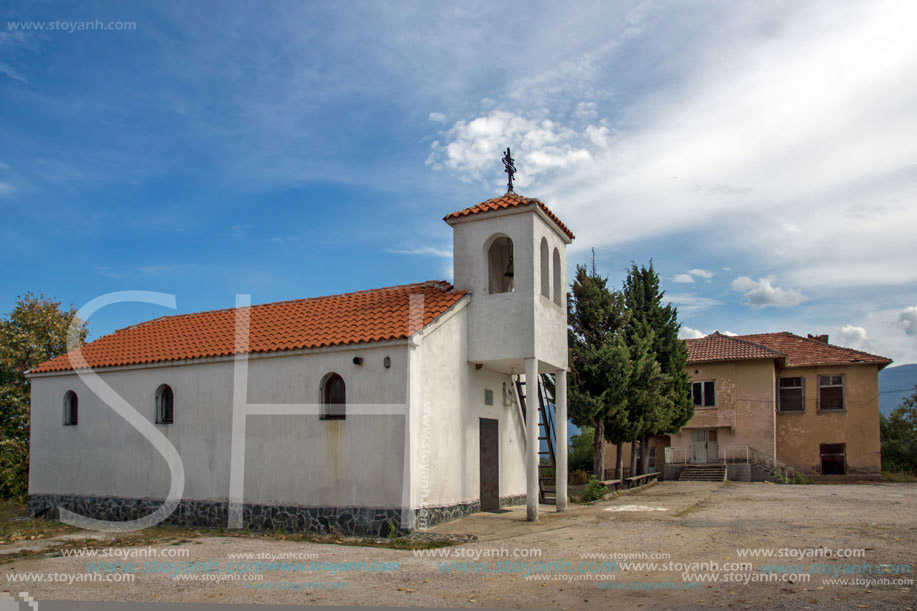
[879,364,917,415]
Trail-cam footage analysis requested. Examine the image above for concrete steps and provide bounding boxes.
[678,464,727,482]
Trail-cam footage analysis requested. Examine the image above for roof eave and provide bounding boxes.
[444,203,574,243]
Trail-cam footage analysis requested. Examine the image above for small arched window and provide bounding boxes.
[63,391,78,426]
[540,238,550,298]
[156,384,174,424]
[487,236,514,294]
[321,373,346,420]
[552,248,562,306]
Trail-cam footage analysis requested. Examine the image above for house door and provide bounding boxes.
[479,418,500,510]
[690,429,718,463]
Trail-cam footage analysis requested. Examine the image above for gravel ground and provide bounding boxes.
[2,482,914,609]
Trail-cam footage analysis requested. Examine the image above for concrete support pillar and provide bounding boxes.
[525,357,539,522]
[555,368,568,512]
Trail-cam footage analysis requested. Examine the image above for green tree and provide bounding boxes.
[0,293,87,499]
[622,262,694,474]
[881,387,917,474]
[623,319,665,475]
[567,262,631,475]
[568,425,595,472]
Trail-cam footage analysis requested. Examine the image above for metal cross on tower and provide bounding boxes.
[502,147,516,193]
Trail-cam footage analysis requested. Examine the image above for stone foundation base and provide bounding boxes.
[28,493,527,536]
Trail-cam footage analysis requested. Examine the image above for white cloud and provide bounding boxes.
[387,245,452,259]
[673,273,694,284]
[837,324,868,346]
[831,323,891,356]
[428,112,447,123]
[732,276,806,309]
[426,110,596,189]
[899,306,917,338]
[575,102,597,119]
[688,268,714,280]
[519,1,917,298]
[721,330,738,336]
[666,293,721,316]
[679,326,705,339]
[0,61,28,84]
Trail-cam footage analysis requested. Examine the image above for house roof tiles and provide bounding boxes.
[29,281,466,374]
[686,331,891,369]
[443,192,575,240]
[737,332,892,368]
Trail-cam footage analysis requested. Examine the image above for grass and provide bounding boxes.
[882,469,917,483]
[0,499,78,544]
[0,500,455,563]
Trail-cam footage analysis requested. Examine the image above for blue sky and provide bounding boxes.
[2,0,916,364]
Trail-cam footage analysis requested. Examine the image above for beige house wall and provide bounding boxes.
[775,364,882,475]
[599,358,883,479]
[668,359,777,460]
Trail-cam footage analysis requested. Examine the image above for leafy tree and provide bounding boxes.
[881,387,917,474]
[623,319,665,475]
[622,262,694,473]
[568,425,595,472]
[0,293,87,499]
[567,262,631,475]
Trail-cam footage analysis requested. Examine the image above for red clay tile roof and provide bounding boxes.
[444,192,575,240]
[685,331,892,369]
[686,332,786,364]
[737,332,892,369]
[29,281,466,374]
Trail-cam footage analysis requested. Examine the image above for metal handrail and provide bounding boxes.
[665,446,688,464]
[720,445,802,483]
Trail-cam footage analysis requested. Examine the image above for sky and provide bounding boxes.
[1,0,916,364]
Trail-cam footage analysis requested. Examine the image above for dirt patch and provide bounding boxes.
[1,483,914,609]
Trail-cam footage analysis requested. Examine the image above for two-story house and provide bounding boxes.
[604,332,891,481]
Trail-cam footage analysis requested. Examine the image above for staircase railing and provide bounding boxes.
[721,445,803,483]
[514,374,558,503]
[665,446,688,464]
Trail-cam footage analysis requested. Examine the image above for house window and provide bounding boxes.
[648,446,656,469]
[692,381,715,407]
[487,236,514,294]
[820,443,846,475]
[321,373,346,420]
[778,377,805,412]
[540,238,550,298]
[63,391,78,426]
[552,248,562,306]
[817,375,844,411]
[484,389,494,406]
[155,384,174,424]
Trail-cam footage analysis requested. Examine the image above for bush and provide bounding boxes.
[568,426,595,473]
[569,469,589,485]
[576,478,607,503]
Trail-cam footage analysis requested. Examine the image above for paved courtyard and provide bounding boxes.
[2,482,915,609]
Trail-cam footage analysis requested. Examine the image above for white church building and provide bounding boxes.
[27,191,574,536]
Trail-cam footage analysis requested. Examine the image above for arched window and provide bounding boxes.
[553,248,562,306]
[321,373,346,420]
[487,236,514,294]
[63,391,78,426]
[156,384,174,424]
[540,238,550,298]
